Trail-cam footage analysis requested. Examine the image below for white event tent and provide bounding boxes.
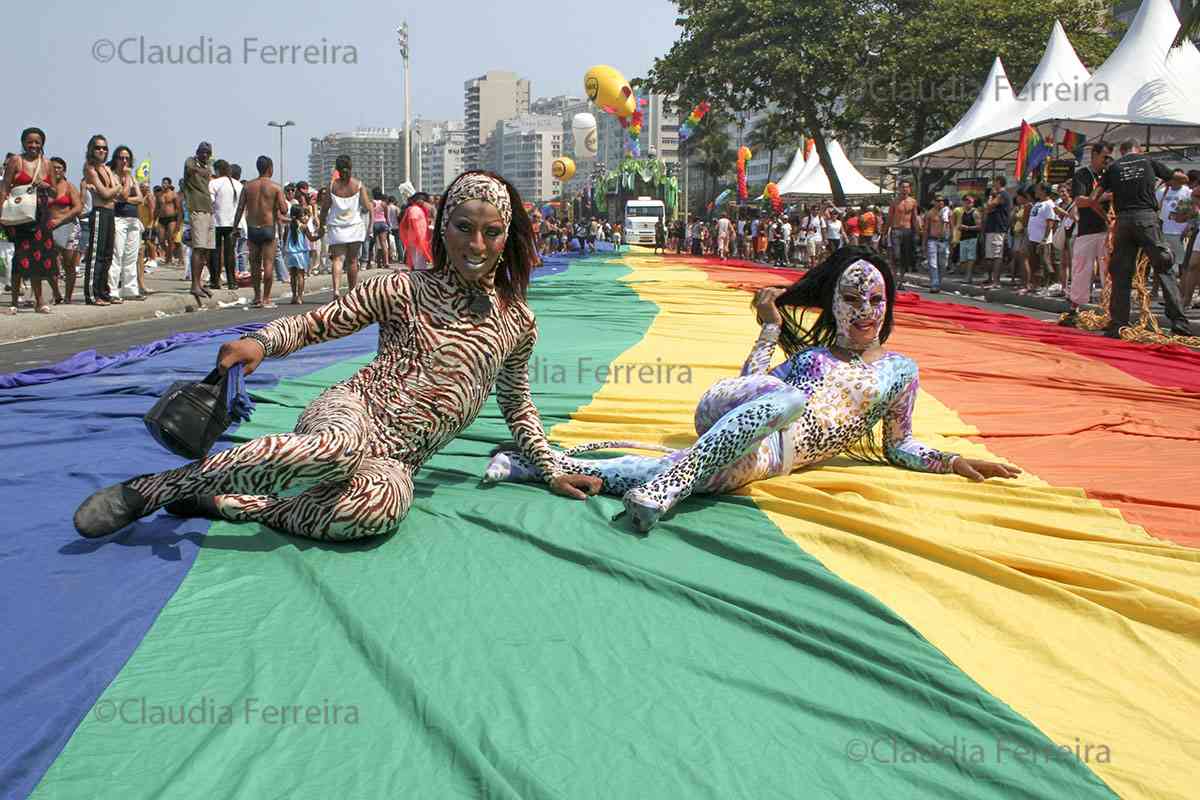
[1027,0,1200,149]
[778,140,884,197]
[772,146,812,193]
[900,0,1200,170]
[901,21,1089,168]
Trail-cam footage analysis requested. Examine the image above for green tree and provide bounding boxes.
[649,0,1123,205]
[692,111,734,211]
[649,0,883,206]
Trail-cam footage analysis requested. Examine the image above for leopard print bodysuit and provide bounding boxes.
[486,322,957,517]
[130,267,563,540]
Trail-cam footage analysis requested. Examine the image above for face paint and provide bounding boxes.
[833,260,887,351]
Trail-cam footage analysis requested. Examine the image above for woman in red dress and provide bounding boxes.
[1,128,55,314]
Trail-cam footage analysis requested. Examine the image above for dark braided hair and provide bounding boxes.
[775,245,896,358]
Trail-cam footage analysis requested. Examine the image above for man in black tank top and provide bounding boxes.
[1096,139,1192,337]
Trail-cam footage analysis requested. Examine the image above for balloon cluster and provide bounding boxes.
[736,146,752,201]
[763,182,782,213]
[619,97,647,157]
[678,101,710,142]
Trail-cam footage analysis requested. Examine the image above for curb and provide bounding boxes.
[905,274,1073,314]
[0,268,394,345]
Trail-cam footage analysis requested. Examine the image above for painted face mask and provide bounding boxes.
[833,259,887,351]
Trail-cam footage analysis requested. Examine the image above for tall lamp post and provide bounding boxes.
[267,120,295,183]
[397,22,411,186]
[266,119,294,182]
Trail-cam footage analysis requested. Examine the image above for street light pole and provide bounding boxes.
[267,120,295,183]
[397,22,411,186]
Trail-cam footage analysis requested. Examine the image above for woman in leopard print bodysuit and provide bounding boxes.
[485,247,1020,532]
[74,172,602,540]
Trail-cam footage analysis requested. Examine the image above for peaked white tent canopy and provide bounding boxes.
[779,140,884,197]
[901,0,1200,169]
[1011,21,1092,123]
[1029,0,1200,147]
[901,57,1021,167]
[900,22,1090,167]
[772,146,812,193]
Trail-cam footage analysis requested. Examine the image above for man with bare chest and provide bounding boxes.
[884,179,919,282]
[157,178,180,265]
[232,155,288,308]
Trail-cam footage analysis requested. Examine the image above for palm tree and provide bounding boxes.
[689,111,734,212]
[746,112,800,185]
[698,131,734,211]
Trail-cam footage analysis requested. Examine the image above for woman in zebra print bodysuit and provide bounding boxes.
[74,172,603,540]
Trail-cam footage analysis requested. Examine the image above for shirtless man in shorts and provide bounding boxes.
[232,155,288,308]
[883,179,920,283]
[157,178,180,265]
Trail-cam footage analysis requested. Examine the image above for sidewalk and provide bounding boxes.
[900,268,1200,325]
[1,262,393,345]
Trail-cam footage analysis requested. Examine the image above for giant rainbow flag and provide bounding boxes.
[3,248,1199,799]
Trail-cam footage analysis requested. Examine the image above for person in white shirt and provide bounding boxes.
[1023,183,1057,293]
[780,217,793,264]
[1157,169,1193,269]
[803,210,825,266]
[208,160,242,290]
[825,209,844,254]
[716,212,732,260]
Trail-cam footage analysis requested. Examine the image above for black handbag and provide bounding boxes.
[143,368,234,460]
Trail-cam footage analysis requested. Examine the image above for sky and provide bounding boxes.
[20,0,682,186]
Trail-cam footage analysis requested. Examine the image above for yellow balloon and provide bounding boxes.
[583,65,636,119]
[552,157,576,182]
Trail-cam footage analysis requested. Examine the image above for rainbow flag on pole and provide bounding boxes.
[1015,121,1051,180]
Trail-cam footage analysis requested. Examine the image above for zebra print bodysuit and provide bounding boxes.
[486,322,958,522]
[129,267,563,540]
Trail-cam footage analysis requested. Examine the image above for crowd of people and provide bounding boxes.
[530,215,624,255]
[667,203,881,268]
[3,128,1196,339]
[658,140,1196,339]
[0,129,445,313]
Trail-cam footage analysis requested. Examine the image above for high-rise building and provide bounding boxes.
[490,115,563,203]
[463,70,531,170]
[418,121,466,196]
[307,128,406,193]
[531,95,585,116]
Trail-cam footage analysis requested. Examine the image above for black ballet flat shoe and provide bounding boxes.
[165,495,221,520]
[74,481,151,538]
